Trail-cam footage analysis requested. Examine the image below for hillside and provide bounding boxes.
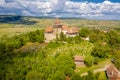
[0,15,120,80]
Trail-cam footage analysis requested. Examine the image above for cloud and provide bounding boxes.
[64,1,120,19]
[0,0,120,20]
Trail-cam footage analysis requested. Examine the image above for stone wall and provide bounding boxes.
[45,33,56,43]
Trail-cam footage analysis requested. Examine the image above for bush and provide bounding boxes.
[91,42,111,58]
[70,73,81,80]
[89,29,107,43]
[94,57,100,65]
[79,28,91,37]
[113,50,120,70]
[84,56,94,67]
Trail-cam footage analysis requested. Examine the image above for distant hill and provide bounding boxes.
[0,15,120,30]
[0,15,37,25]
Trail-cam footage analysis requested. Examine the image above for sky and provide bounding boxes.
[0,0,120,20]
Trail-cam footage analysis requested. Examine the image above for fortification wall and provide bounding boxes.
[45,33,56,42]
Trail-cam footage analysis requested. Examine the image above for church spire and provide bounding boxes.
[54,18,61,24]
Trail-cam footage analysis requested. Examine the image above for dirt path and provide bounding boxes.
[81,66,109,76]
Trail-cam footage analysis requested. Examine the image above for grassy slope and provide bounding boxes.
[1,16,118,79]
[46,41,93,57]
[45,41,112,74]
[12,41,110,79]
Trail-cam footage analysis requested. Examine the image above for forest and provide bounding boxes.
[0,26,120,80]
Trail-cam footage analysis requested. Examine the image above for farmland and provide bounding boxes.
[0,16,120,38]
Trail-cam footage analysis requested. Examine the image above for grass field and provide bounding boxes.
[46,41,93,57]
[44,41,112,75]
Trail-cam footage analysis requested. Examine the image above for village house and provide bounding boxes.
[74,55,84,66]
[45,19,79,42]
[106,65,120,80]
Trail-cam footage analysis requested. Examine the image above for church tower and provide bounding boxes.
[53,18,62,37]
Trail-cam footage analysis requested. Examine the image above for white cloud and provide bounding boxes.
[0,0,120,20]
[0,0,6,6]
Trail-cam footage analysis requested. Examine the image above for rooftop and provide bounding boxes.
[74,55,84,61]
[62,25,69,31]
[67,27,79,34]
[54,18,61,24]
[106,65,120,79]
[45,27,53,33]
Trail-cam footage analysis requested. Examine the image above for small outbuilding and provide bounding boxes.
[74,55,84,66]
[106,65,120,80]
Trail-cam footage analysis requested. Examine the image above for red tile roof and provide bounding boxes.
[45,27,53,33]
[74,56,84,61]
[106,65,120,80]
[67,27,79,34]
[62,25,69,31]
[54,18,61,24]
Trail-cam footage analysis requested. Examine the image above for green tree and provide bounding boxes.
[79,28,91,37]
[70,73,81,80]
[60,32,66,41]
[113,50,120,70]
[74,35,81,44]
[81,70,98,80]
[28,30,44,43]
[67,37,73,44]
[0,42,6,54]
[26,71,46,80]
[91,41,111,58]
[84,56,94,67]
[56,54,75,76]
[85,70,96,80]
[48,71,65,80]
[89,29,107,43]
[107,30,120,50]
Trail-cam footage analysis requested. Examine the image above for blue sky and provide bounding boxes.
[0,0,120,20]
[71,0,120,3]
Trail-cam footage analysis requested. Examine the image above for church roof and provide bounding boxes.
[45,27,53,33]
[67,27,79,34]
[54,18,61,24]
[106,65,120,79]
[74,55,84,61]
[62,25,69,31]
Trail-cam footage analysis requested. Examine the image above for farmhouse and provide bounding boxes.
[74,55,84,66]
[106,65,120,80]
[45,19,79,42]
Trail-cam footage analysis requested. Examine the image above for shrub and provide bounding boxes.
[84,56,94,67]
[70,73,81,80]
[94,57,100,65]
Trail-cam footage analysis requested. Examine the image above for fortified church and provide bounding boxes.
[45,19,79,42]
